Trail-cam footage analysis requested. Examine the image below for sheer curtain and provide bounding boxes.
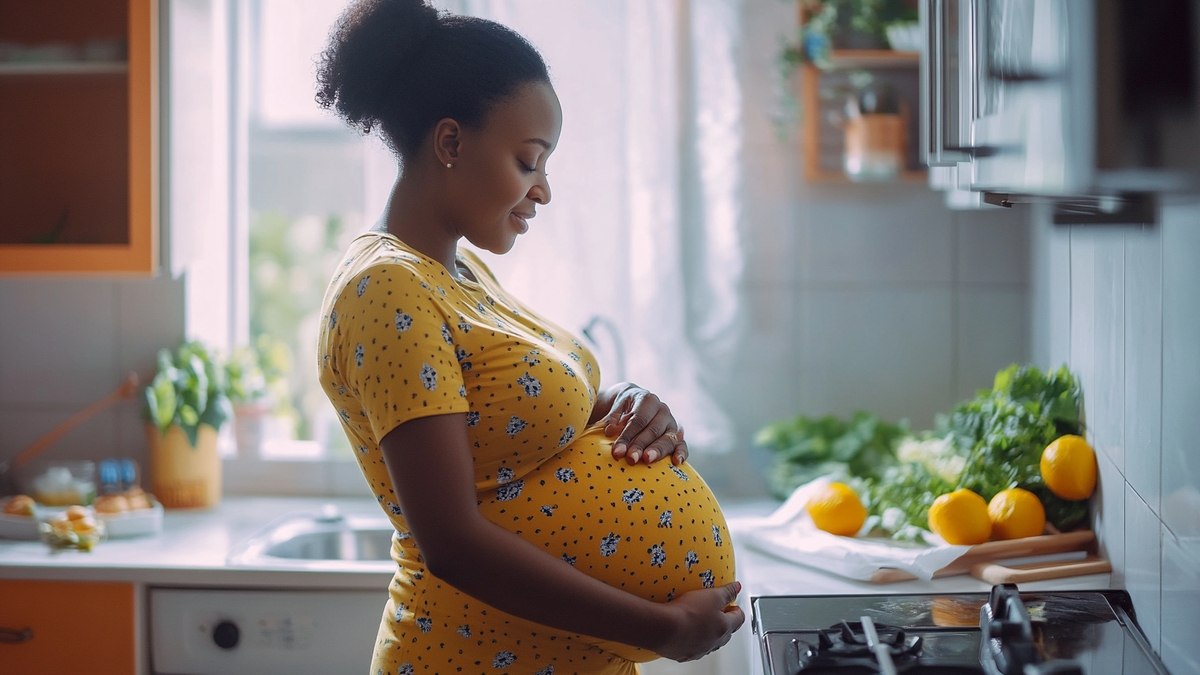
[367,0,747,453]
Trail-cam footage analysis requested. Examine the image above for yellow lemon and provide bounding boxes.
[806,482,868,536]
[928,489,992,545]
[1041,435,1097,501]
[987,488,1046,540]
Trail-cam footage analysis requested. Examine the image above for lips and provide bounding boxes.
[510,211,535,234]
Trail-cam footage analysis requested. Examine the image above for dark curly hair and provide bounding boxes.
[316,0,550,159]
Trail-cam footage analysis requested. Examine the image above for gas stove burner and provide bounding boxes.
[819,620,923,659]
[794,620,926,672]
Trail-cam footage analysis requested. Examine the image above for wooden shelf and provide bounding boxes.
[806,168,929,184]
[823,49,919,70]
[0,61,128,76]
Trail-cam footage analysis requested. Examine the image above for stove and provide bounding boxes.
[753,584,1172,675]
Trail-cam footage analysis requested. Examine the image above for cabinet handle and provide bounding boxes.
[0,627,34,644]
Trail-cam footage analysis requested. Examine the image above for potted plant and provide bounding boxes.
[142,341,232,509]
[781,0,919,70]
[225,334,294,458]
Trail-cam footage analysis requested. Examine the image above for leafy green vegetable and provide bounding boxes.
[756,411,908,499]
[756,364,1092,541]
[141,341,234,447]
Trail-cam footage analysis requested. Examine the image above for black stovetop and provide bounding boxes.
[752,584,1171,675]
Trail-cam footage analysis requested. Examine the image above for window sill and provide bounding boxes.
[222,457,369,497]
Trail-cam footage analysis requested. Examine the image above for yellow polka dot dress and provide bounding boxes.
[317,233,734,675]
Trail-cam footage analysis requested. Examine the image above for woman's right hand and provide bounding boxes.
[651,581,745,662]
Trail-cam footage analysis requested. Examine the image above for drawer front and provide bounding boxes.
[0,579,136,675]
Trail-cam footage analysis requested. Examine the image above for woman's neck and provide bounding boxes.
[381,170,459,274]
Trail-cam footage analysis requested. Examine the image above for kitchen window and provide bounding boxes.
[169,0,746,494]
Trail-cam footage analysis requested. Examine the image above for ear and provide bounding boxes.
[432,118,462,167]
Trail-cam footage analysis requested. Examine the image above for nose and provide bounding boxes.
[528,175,551,205]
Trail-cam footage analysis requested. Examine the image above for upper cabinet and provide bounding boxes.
[0,0,157,274]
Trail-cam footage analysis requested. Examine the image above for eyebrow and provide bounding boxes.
[524,138,552,150]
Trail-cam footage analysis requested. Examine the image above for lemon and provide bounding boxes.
[1040,435,1097,500]
[987,488,1046,540]
[928,489,992,545]
[806,482,868,536]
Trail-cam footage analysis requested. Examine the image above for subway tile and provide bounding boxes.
[802,190,955,286]
[1161,526,1200,674]
[1161,206,1200,538]
[955,208,1030,286]
[955,289,1028,400]
[1125,484,1162,652]
[1124,224,1162,510]
[798,288,953,430]
[116,276,187,385]
[1069,226,1097,440]
[0,279,119,405]
[1091,228,1125,473]
[1092,446,1125,586]
[0,406,119,470]
[1028,209,1072,369]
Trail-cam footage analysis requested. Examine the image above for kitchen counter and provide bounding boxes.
[0,496,395,589]
[0,497,1114,675]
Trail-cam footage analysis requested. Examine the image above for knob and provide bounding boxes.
[212,620,240,650]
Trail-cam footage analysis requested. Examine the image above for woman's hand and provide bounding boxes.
[650,582,745,662]
[601,385,689,465]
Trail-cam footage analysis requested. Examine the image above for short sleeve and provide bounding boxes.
[330,263,468,441]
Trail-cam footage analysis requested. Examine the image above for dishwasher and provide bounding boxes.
[150,587,387,675]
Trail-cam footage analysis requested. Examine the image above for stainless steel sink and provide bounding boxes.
[227,505,397,570]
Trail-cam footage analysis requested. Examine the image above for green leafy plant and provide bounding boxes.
[755,411,909,499]
[142,341,234,447]
[225,334,293,410]
[780,0,919,71]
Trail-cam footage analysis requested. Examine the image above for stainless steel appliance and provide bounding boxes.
[753,583,1172,674]
[921,0,1200,210]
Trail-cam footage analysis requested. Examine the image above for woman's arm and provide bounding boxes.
[379,412,742,662]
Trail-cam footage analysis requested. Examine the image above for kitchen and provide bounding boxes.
[0,1,1197,674]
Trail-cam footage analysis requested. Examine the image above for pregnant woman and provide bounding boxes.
[315,2,741,673]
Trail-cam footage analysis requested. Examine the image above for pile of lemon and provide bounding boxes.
[806,434,1097,543]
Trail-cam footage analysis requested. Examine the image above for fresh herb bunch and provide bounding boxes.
[756,411,909,499]
[945,364,1087,530]
[865,365,1087,539]
[142,341,234,447]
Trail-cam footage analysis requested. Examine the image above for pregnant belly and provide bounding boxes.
[476,424,736,661]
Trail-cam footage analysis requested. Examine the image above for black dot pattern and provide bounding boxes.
[317,234,735,674]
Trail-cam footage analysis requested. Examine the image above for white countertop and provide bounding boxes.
[0,496,1113,593]
[0,497,395,589]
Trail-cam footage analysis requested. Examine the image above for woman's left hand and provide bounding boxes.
[601,385,688,466]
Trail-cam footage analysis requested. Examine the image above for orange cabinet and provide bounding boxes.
[0,578,136,674]
[0,0,158,274]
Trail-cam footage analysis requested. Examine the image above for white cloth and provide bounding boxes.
[733,477,973,581]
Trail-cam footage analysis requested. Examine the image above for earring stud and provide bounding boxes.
[446,163,452,169]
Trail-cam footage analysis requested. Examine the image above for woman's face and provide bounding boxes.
[451,81,562,254]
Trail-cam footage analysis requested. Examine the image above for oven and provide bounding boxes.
[752,583,1172,675]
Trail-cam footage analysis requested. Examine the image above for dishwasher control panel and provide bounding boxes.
[150,588,386,674]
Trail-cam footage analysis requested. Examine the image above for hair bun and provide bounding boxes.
[316,0,442,134]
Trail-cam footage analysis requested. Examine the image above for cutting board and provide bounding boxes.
[869,530,1107,584]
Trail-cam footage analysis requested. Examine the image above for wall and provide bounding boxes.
[1030,201,1200,674]
[0,275,184,481]
[691,0,1031,498]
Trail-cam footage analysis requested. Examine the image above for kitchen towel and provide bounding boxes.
[731,477,971,581]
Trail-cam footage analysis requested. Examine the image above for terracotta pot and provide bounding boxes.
[145,424,221,509]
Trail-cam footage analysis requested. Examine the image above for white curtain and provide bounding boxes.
[373,0,747,454]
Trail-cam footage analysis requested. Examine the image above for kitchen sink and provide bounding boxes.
[227,505,397,569]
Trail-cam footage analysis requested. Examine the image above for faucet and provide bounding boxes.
[580,315,626,383]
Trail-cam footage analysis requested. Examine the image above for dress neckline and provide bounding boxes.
[360,230,484,290]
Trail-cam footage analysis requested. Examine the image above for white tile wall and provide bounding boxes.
[1030,201,1200,667]
[0,276,183,471]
